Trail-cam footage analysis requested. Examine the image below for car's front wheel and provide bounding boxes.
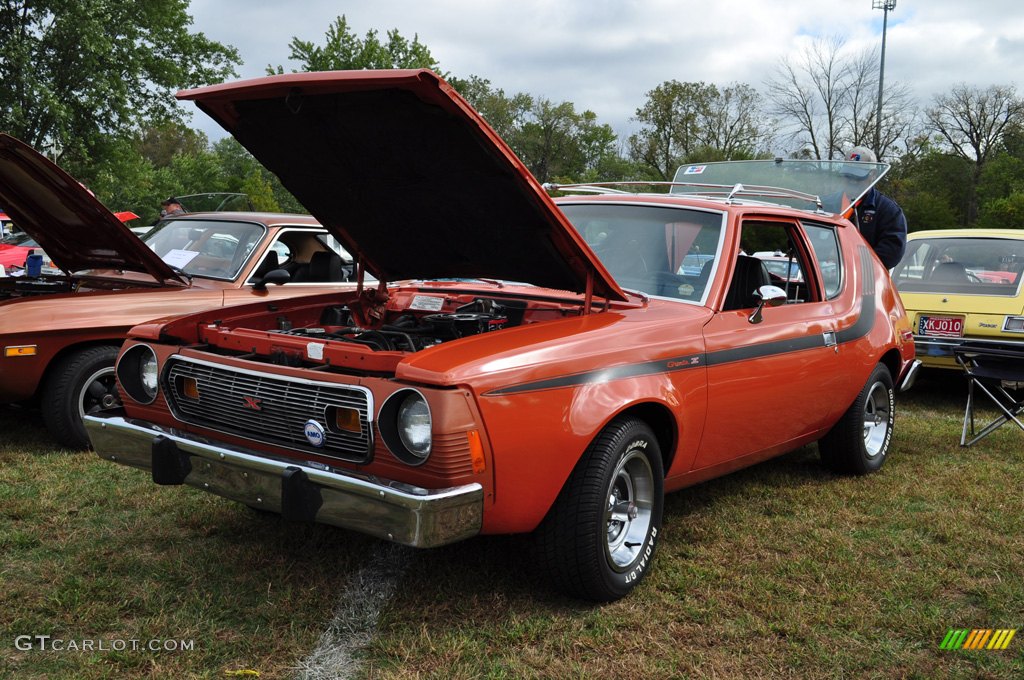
[41,345,122,450]
[819,363,895,475]
[535,417,664,602]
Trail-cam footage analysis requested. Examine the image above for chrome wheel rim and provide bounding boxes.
[862,382,891,458]
[78,366,121,419]
[605,448,655,571]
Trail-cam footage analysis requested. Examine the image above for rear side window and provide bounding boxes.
[803,223,843,299]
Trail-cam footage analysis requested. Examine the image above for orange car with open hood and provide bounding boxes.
[86,70,917,601]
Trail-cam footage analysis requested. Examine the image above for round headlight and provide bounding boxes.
[115,344,159,404]
[140,352,158,400]
[398,392,432,458]
[379,389,433,465]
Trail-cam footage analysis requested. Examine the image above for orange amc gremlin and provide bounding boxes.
[0,136,358,449]
[87,70,919,602]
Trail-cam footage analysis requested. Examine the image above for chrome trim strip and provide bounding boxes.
[898,360,922,392]
[914,335,1024,351]
[1002,316,1024,334]
[162,354,375,462]
[167,354,376,418]
[85,415,482,548]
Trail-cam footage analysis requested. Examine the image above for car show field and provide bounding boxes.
[2,375,1021,679]
[5,2,1024,678]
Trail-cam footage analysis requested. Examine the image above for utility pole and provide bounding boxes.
[872,0,897,157]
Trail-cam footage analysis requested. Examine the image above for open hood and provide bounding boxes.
[178,69,625,301]
[0,134,186,284]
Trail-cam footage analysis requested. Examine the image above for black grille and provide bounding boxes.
[165,357,372,462]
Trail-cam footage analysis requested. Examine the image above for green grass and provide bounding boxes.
[2,372,1022,679]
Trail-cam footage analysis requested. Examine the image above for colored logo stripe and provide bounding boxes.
[940,628,1017,650]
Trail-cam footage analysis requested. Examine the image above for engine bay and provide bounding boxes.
[192,287,587,373]
[271,296,526,353]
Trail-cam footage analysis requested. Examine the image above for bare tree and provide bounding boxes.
[926,84,1024,165]
[765,37,849,159]
[925,83,1024,221]
[766,37,917,161]
[844,48,918,160]
[844,48,879,150]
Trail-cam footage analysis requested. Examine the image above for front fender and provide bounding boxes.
[473,365,706,535]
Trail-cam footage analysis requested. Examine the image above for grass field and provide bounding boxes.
[2,371,1022,679]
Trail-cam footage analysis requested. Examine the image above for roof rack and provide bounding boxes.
[543,181,824,211]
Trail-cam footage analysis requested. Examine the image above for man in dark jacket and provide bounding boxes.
[845,146,907,269]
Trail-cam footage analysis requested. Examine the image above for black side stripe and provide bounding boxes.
[704,332,828,366]
[484,353,705,396]
[483,267,878,396]
[837,246,877,344]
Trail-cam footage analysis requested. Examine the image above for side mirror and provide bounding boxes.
[252,268,291,291]
[748,285,787,324]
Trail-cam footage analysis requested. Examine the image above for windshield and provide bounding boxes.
[560,203,726,304]
[670,159,889,212]
[892,237,1024,297]
[143,219,266,280]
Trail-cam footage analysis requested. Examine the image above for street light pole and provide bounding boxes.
[872,0,896,157]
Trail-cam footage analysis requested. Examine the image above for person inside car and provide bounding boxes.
[160,197,186,218]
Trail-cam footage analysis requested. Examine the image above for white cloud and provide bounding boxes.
[185,0,1024,145]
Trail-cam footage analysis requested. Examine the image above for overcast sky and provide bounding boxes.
[186,0,1024,150]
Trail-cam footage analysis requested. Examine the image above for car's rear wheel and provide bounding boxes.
[41,345,122,450]
[819,363,894,475]
[535,417,664,602]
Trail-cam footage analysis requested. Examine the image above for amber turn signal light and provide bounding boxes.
[182,377,200,400]
[467,429,486,474]
[4,345,37,357]
[330,406,362,433]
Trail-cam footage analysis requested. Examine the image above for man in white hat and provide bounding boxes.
[845,146,907,269]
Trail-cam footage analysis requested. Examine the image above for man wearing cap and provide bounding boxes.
[845,146,907,269]
[160,197,186,218]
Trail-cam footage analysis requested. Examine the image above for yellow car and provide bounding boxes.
[892,229,1024,368]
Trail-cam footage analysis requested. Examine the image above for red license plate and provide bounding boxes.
[919,315,964,338]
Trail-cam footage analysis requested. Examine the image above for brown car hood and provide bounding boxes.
[178,69,625,301]
[0,134,185,284]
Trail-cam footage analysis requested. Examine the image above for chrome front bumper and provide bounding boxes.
[85,415,483,548]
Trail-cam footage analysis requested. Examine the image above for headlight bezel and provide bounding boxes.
[116,343,160,404]
[378,388,432,465]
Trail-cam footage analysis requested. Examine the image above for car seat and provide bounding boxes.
[930,261,971,284]
[723,255,771,310]
[292,250,344,283]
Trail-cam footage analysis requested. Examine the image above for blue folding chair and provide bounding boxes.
[954,342,1024,447]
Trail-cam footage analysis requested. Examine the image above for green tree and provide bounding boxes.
[136,122,209,169]
[630,80,771,179]
[0,0,240,163]
[629,80,718,180]
[212,138,298,213]
[887,146,972,231]
[699,83,773,160]
[451,75,532,144]
[269,15,441,74]
[925,83,1024,224]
